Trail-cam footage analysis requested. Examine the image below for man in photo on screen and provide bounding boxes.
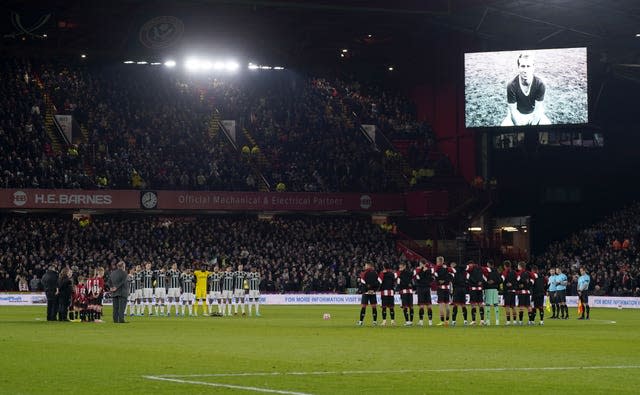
[501,52,551,126]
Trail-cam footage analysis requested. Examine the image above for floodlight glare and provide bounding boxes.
[341,49,348,53]
[137,61,148,65]
[202,61,213,70]
[164,60,176,68]
[150,62,162,66]
[248,63,259,70]
[260,66,272,70]
[123,61,134,64]
[273,66,285,70]
[213,61,225,70]
[226,61,240,71]
[185,57,200,71]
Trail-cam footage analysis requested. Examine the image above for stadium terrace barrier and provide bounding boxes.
[0,189,422,212]
[2,293,639,308]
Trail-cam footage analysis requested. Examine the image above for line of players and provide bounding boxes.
[70,267,106,323]
[358,257,570,327]
[126,262,262,317]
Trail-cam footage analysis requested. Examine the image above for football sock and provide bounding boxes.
[479,306,485,321]
[427,308,433,320]
[409,308,414,322]
[485,306,490,321]
[445,309,450,321]
[518,311,524,322]
[462,306,468,321]
[382,308,387,320]
[403,308,409,321]
[494,306,500,320]
[452,305,458,321]
[372,307,378,322]
[419,307,425,320]
[551,304,556,317]
[539,308,544,321]
[389,307,395,320]
[471,307,476,321]
[506,313,511,322]
[585,305,590,318]
[359,307,366,322]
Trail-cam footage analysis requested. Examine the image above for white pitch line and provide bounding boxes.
[152,365,640,378]
[143,375,313,395]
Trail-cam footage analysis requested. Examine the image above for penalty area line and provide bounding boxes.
[142,375,313,395]
[152,365,640,378]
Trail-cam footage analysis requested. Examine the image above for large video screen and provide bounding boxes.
[464,47,588,128]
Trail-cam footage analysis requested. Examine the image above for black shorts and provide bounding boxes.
[400,293,413,308]
[533,294,544,308]
[578,291,589,304]
[437,289,450,304]
[452,289,466,305]
[361,294,377,306]
[469,290,483,304]
[503,292,516,307]
[556,290,567,303]
[416,288,432,305]
[517,294,531,307]
[381,295,394,308]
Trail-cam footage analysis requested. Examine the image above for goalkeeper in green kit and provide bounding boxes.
[483,260,502,325]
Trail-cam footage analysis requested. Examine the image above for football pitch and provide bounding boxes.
[1,305,639,394]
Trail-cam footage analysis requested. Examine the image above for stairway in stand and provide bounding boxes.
[209,111,220,139]
[241,127,270,192]
[40,91,64,154]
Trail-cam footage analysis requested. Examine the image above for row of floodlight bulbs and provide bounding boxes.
[122,59,284,72]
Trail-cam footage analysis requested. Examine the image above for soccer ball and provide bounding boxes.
[323,313,331,320]
[617,304,623,310]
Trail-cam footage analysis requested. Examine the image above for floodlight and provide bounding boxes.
[164,60,176,68]
[123,61,134,64]
[225,61,239,71]
[137,61,148,65]
[248,63,259,70]
[185,58,200,71]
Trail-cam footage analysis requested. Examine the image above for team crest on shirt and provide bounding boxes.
[139,16,184,49]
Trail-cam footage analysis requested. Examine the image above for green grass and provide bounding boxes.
[1,305,639,394]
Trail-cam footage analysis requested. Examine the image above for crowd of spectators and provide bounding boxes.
[534,202,640,297]
[1,57,451,193]
[0,215,402,293]
[0,61,90,189]
[38,65,255,191]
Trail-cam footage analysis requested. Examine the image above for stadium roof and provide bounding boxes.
[2,0,639,68]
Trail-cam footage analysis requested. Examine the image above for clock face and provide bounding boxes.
[141,191,158,209]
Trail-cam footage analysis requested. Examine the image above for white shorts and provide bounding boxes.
[234,289,246,299]
[222,290,233,299]
[134,289,143,300]
[248,290,260,299]
[128,293,136,302]
[154,288,166,299]
[208,291,221,300]
[167,288,181,299]
[181,293,194,302]
[143,288,154,299]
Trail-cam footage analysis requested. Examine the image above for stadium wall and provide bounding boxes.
[2,293,638,308]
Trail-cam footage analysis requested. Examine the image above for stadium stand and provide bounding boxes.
[535,202,640,297]
[1,59,450,192]
[0,215,401,293]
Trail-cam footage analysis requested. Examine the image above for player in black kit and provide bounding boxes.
[378,262,397,326]
[433,256,452,326]
[449,262,468,327]
[397,262,414,326]
[530,265,547,325]
[413,260,434,326]
[357,262,381,326]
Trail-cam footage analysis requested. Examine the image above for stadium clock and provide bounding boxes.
[140,191,158,209]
